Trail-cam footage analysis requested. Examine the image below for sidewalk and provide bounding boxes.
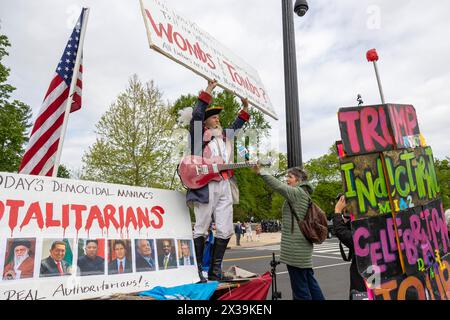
[227,232,281,249]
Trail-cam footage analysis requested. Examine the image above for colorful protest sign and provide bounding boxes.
[0,172,198,300]
[338,104,425,157]
[352,199,449,280]
[338,102,449,300]
[352,214,403,281]
[371,254,450,300]
[340,146,439,219]
[139,0,277,119]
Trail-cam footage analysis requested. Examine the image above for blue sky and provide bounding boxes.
[1,0,449,173]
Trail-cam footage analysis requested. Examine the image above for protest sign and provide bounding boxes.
[338,104,425,157]
[337,103,449,300]
[352,199,449,280]
[340,146,439,219]
[0,172,197,300]
[139,0,277,119]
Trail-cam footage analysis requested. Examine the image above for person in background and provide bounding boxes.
[255,223,262,241]
[234,221,243,246]
[245,221,253,242]
[333,194,366,299]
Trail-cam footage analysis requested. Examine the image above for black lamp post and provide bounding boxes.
[282,0,308,168]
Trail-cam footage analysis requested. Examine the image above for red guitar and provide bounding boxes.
[177,155,270,189]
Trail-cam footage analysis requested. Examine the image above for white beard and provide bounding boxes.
[209,126,223,138]
[14,253,29,271]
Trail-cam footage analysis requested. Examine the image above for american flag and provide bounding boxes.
[19,9,86,177]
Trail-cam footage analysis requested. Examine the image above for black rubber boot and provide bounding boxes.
[208,238,233,282]
[194,236,207,283]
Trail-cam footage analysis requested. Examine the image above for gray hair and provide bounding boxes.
[287,167,308,182]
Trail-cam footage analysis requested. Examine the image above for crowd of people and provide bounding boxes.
[260,220,281,233]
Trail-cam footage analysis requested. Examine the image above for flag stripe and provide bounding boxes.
[20,127,62,175]
[40,154,57,176]
[30,139,60,175]
[31,82,69,135]
[45,166,55,177]
[27,97,67,153]
[43,76,64,101]
[20,111,65,171]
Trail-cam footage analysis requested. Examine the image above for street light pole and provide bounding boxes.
[281,0,307,168]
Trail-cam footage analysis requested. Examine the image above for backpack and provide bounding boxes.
[288,194,328,244]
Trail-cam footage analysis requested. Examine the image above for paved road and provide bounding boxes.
[223,238,351,300]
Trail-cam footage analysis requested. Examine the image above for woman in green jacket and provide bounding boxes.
[254,165,325,300]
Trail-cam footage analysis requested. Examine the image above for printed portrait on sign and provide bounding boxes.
[134,239,156,272]
[107,239,132,275]
[156,239,178,270]
[3,238,36,280]
[177,239,194,266]
[40,239,73,278]
[77,239,106,276]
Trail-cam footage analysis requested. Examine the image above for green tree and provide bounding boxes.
[304,145,342,217]
[81,75,176,188]
[435,157,450,210]
[57,164,71,179]
[234,151,288,221]
[0,31,32,172]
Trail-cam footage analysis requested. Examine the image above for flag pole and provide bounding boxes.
[52,8,90,177]
[373,61,385,104]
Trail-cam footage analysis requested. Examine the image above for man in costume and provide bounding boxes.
[187,79,250,282]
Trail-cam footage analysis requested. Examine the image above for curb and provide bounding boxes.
[228,241,281,250]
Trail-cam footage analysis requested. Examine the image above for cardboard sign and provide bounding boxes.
[372,254,450,300]
[352,199,450,281]
[352,214,403,281]
[340,146,439,218]
[397,200,450,276]
[0,172,198,300]
[139,0,277,119]
[338,104,424,157]
[338,101,447,300]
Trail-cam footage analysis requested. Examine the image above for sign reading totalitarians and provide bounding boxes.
[0,172,197,300]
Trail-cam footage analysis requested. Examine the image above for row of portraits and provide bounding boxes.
[0,238,195,281]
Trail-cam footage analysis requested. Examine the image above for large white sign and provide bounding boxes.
[140,0,278,120]
[0,172,198,300]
